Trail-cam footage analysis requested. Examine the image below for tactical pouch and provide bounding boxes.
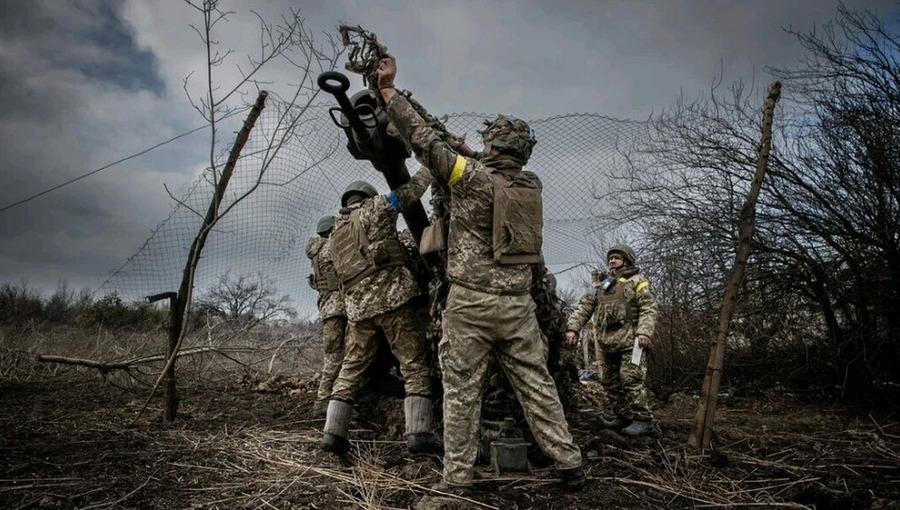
[597,281,628,327]
[311,254,340,292]
[419,221,447,255]
[338,234,406,289]
[371,239,406,267]
[491,172,543,265]
[323,271,340,291]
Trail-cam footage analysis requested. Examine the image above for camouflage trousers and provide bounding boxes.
[315,315,348,402]
[439,285,582,486]
[329,304,431,401]
[600,347,653,421]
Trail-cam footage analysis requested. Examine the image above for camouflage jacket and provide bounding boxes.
[386,95,534,294]
[305,237,346,320]
[567,266,658,352]
[330,173,433,322]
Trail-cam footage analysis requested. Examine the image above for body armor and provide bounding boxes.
[595,276,637,329]
[491,170,543,265]
[330,210,406,289]
[310,246,340,292]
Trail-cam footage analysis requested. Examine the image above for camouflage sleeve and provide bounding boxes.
[304,237,318,260]
[566,291,596,333]
[634,276,658,338]
[389,165,434,210]
[386,94,462,185]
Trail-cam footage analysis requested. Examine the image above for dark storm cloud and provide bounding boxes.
[0,65,77,122]
[2,0,900,301]
[0,0,164,110]
[0,1,54,35]
[0,1,197,294]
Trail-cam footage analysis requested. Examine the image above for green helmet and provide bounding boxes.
[607,244,637,266]
[316,215,336,237]
[479,114,537,164]
[341,180,378,207]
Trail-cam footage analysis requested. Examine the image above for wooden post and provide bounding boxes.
[133,91,269,424]
[689,81,782,449]
[147,292,179,421]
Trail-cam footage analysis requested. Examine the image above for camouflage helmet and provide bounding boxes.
[479,114,537,164]
[341,180,378,207]
[315,215,336,237]
[607,244,637,266]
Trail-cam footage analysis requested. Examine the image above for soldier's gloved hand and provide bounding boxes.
[565,330,579,348]
[637,334,652,348]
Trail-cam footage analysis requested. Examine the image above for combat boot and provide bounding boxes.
[620,419,653,437]
[430,481,473,496]
[600,416,630,430]
[322,399,353,455]
[557,465,585,491]
[404,395,444,455]
[312,399,327,419]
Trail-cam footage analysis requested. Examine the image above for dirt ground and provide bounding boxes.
[2,365,899,510]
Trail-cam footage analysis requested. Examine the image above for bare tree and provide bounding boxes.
[136,1,342,422]
[176,1,341,203]
[596,77,776,399]
[765,5,900,399]
[0,279,44,324]
[195,272,296,326]
[597,5,899,405]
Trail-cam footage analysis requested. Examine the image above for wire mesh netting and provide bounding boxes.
[99,96,648,319]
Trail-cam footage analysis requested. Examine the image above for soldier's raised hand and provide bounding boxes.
[376,55,397,102]
[377,56,396,88]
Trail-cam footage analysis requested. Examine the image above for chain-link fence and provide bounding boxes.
[99,97,648,320]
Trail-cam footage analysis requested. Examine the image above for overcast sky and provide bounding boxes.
[1,0,897,309]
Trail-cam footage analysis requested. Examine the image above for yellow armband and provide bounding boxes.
[449,155,467,186]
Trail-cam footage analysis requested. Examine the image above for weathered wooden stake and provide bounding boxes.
[132,91,269,424]
[689,81,782,449]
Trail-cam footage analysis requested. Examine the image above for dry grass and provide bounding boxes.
[1,324,899,509]
[0,321,324,388]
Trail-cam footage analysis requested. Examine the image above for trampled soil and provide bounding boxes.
[2,369,898,510]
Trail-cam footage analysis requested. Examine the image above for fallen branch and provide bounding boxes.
[267,335,298,373]
[37,347,228,371]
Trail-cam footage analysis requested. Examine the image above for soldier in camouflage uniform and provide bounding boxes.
[322,178,443,456]
[376,56,584,491]
[529,261,579,410]
[427,168,580,423]
[306,215,347,418]
[566,244,659,436]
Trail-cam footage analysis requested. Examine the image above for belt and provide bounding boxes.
[450,279,530,296]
